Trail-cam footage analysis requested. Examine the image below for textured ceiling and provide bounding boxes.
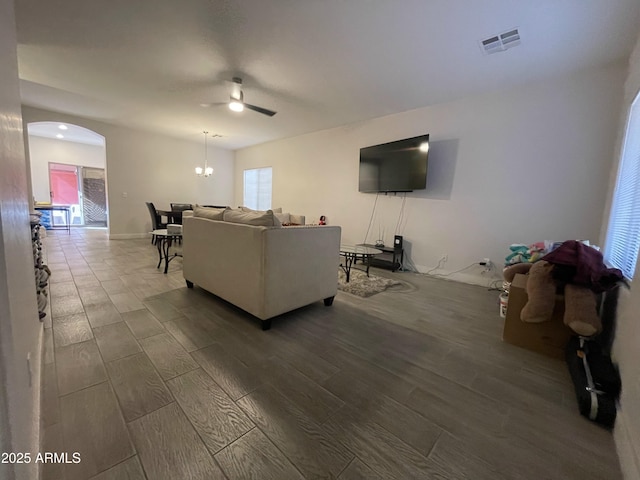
[15,0,640,149]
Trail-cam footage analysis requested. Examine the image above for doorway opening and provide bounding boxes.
[28,122,108,229]
[49,163,107,227]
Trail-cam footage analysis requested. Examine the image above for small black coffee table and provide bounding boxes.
[339,245,382,282]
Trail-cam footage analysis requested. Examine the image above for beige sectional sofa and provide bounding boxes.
[182,207,341,330]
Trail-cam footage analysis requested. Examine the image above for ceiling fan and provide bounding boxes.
[228,77,277,117]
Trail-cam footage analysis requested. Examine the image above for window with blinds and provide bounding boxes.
[243,167,272,211]
[605,91,640,280]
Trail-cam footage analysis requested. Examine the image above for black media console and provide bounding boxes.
[357,244,404,272]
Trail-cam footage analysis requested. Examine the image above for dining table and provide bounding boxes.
[157,209,183,224]
[34,204,72,233]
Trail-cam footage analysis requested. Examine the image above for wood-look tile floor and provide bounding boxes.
[41,229,622,480]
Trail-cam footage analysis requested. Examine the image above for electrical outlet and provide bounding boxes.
[481,259,493,274]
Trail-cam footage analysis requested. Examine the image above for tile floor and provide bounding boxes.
[40,229,622,479]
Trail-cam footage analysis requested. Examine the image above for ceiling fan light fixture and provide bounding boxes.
[223,77,277,116]
[229,100,244,112]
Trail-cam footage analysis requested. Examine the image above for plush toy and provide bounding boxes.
[520,260,557,323]
[510,240,622,337]
[519,260,602,336]
[502,262,533,283]
[563,284,601,336]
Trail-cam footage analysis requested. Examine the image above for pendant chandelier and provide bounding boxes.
[195,130,214,177]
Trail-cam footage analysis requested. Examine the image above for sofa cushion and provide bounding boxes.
[193,205,227,220]
[290,214,306,225]
[224,208,281,227]
[240,206,283,214]
[274,212,291,224]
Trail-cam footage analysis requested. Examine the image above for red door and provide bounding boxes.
[49,164,79,205]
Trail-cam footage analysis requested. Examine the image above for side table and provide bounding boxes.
[357,243,404,271]
[34,205,71,234]
[151,229,182,274]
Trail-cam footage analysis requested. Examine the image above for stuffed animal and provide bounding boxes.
[518,260,602,336]
[509,240,622,337]
[563,284,601,336]
[520,260,557,323]
[502,262,533,283]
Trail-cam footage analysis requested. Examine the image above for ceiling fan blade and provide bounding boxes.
[244,103,277,117]
[200,101,227,108]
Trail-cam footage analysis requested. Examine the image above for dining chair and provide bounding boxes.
[52,209,66,226]
[146,202,167,244]
[70,205,83,225]
[169,203,193,226]
[170,203,193,212]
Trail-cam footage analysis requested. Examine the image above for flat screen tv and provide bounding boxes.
[358,134,429,193]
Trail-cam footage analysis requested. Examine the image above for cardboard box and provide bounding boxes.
[502,273,574,359]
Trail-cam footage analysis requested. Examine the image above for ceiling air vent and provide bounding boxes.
[480,28,521,55]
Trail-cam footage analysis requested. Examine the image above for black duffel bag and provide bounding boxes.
[565,336,621,428]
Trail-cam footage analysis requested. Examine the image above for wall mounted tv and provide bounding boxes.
[358,134,429,193]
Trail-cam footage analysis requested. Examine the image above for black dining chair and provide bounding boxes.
[170,203,193,211]
[146,202,167,244]
[170,203,193,225]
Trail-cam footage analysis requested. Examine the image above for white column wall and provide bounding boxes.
[0,1,42,478]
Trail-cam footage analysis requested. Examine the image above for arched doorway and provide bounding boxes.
[27,122,108,228]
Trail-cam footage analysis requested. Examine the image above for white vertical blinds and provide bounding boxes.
[243,167,272,211]
[605,92,640,280]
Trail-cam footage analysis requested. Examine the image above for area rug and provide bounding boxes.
[338,268,402,297]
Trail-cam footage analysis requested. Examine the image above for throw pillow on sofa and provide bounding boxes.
[240,206,283,214]
[274,212,291,224]
[194,205,227,220]
[224,208,281,227]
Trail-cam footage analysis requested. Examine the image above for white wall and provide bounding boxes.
[0,0,42,478]
[28,135,106,202]
[235,62,625,285]
[21,107,235,238]
[605,32,640,480]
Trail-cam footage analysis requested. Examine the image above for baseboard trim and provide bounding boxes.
[108,233,149,240]
[413,263,500,288]
[614,409,640,479]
